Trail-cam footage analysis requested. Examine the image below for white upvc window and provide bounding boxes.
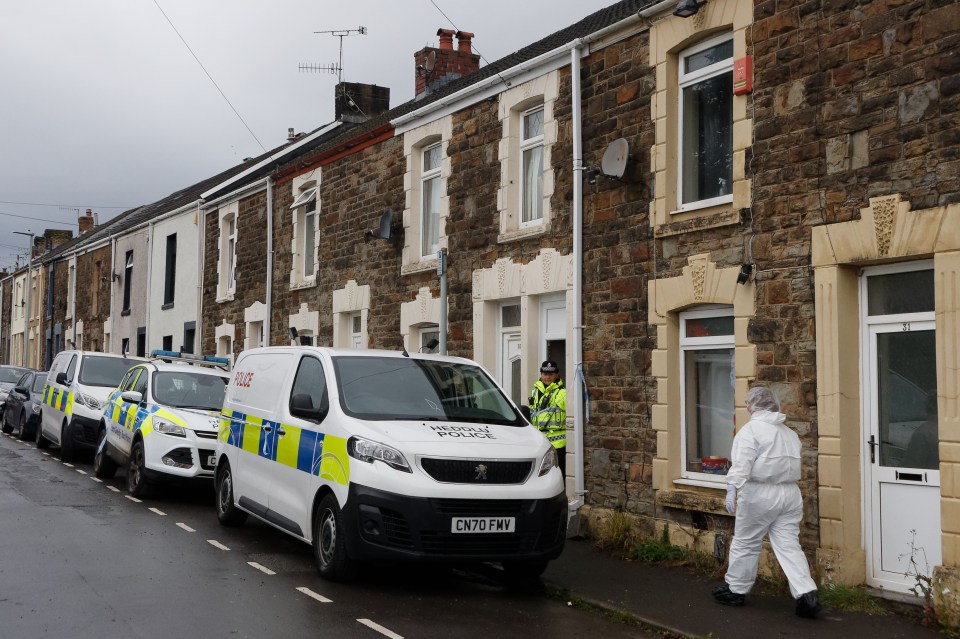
[226,217,236,291]
[419,325,439,354]
[677,33,734,212]
[421,144,442,258]
[350,314,362,349]
[520,106,544,226]
[679,307,735,482]
[217,207,238,300]
[291,185,319,285]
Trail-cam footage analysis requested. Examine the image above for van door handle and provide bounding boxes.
[277,426,286,437]
[263,424,273,433]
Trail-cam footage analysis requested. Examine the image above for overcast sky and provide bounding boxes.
[0,0,617,271]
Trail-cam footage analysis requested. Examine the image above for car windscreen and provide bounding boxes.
[333,356,523,425]
[78,357,142,388]
[153,371,228,411]
[0,367,28,384]
[32,374,47,393]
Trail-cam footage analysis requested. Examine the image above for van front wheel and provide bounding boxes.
[314,493,354,581]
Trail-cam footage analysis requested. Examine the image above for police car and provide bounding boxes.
[215,347,566,582]
[94,350,230,497]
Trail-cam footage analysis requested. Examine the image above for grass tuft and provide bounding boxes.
[819,584,889,615]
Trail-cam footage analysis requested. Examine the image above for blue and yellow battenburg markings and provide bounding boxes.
[43,385,74,417]
[219,409,349,485]
[107,390,187,436]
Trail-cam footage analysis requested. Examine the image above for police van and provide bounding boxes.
[215,347,566,581]
[39,350,146,461]
[94,351,231,497]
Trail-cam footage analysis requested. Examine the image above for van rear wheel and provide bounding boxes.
[215,464,247,527]
[314,493,354,581]
[60,422,77,462]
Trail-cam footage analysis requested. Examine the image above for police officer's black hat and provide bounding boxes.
[539,360,559,373]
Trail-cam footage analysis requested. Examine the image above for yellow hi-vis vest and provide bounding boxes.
[530,379,566,449]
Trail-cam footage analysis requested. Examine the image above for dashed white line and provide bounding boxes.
[148,507,166,516]
[176,523,195,533]
[62,462,74,468]
[357,619,403,639]
[41,452,51,456]
[296,587,332,603]
[107,486,120,493]
[207,539,230,551]
[125,495,142,503]
[91,477,103,483]
[75,469,87,475]
[248,561,276,575]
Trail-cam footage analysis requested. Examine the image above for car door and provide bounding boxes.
[107,368,141,458]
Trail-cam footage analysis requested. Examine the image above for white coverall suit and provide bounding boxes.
[724,409,817,598]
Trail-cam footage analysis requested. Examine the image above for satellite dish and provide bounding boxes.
[601,137,629,179]
[425,50,436,72]
[377,209,392,240]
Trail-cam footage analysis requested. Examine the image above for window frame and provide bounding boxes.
[122,251,133,313]
[291,186,319,285]
[678,305,735,484]
[163,233,177,306]
[420,143,442,259]
[519,105,545,227]
[676,32,734,213]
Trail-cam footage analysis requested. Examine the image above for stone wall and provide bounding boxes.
[74,244,112,352]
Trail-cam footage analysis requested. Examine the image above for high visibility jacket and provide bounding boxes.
[529,379,566,449]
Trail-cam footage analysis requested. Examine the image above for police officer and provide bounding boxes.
[529,360,567,476]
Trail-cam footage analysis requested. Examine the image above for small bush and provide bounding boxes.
[632,525,688,565]
[593,510,640,559]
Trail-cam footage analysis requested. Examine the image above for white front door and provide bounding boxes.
[862,266,940,592]
[501,332,522,406]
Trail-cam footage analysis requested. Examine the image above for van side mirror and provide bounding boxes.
[290,393,327,423]
[56,372,68,385]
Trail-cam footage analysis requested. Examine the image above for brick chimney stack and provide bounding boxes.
[335,82,391,123]
[414,28,481,99]
[79,209,95,234]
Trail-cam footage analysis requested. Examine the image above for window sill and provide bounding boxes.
[290,279,315,291]
[401,259,439,276]
[215,294,235,304]
[654,206,740,238]
[673,477,727,490]
[497,222,547,244]
[161,302,174,311]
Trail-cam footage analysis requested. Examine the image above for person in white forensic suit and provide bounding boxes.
[712,386,821,618]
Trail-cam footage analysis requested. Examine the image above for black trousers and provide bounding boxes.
[557,446,566,477]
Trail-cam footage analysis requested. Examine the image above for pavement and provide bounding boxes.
[544,537,946,638]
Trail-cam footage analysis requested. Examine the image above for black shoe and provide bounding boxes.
[795,591,821,618]
[713,585,746,606]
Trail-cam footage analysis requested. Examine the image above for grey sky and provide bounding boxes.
[0,0,616,270]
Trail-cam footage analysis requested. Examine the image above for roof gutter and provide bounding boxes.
[201,177,270,212]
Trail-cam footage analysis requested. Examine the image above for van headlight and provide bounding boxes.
[154,419,186,438]
[347,436,411,473]
[538,447,558,476]
[76,392,102,410]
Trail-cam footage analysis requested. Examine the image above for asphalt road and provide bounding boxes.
[0,432,649,639]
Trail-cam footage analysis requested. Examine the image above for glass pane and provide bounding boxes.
[423,144,441,172]
[304,213,316,276]
[867,270,934,316]
[684,348,735,474]
[522,145,543,222]
[352,315,361,333]
[684,39,733,74]
[501,304,521,328]
[511,357,522,405]
[877,330,937,469]
[421,175,440,255]
[523,108,544,139]
[681,71,733,204]
[421,329,439,354]
[685,315,733,338]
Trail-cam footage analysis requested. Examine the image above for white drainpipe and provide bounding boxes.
[265,178,274,346]
[570,42,587,511]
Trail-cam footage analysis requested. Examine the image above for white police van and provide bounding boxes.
[94,351,230,497]
[39,350,146,461]
[215,347,566,581]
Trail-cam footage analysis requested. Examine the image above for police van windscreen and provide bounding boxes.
[333,356,524,425]
[153,372,228,411]
[78,357,143,387]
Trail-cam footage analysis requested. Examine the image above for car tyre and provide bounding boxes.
[127,439,149,498]
[215,463,247,527]
[36,422,51,449]
[93,427,117,479]
[1,414,12,434]
[314,493,355,581]
[60,421,77,462]
[16,413,27,440]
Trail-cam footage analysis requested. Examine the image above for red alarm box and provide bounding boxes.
[733,56,752,95]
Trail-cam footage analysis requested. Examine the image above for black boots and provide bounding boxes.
[712,585,746,606]
[795,590,822,618]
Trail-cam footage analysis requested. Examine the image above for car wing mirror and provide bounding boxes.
[121,391,143,404]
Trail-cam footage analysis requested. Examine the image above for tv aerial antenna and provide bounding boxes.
[299,26,367,84]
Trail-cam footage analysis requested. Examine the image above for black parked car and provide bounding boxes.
[0,365,30,420]
[2,370,47,440]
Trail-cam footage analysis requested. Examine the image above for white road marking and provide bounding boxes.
[107,486,120,493]
[62,462,74,467]
[296,587,332,603]
[75,469,87,475]
[91,478,103,483]
[41,452,51,456]
[248,562,276,575]
[357,619,403,639]
[125,495,142,503]
[207,539,230,551]
[176,523,195,533]
[148,507,166,516]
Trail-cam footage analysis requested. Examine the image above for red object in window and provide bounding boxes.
[733,56,752,95]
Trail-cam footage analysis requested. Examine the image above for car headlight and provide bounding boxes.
[538,447,558,477]
[32,403,41,414]
[76,392,102,410]
[154,419,186,437]
[347,436,411,473]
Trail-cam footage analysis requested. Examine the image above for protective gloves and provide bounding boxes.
[724,484,736,514]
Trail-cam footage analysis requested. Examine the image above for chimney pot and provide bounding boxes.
[79,209,95,234]
[456,31,474,53]
[437,28,455,50]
